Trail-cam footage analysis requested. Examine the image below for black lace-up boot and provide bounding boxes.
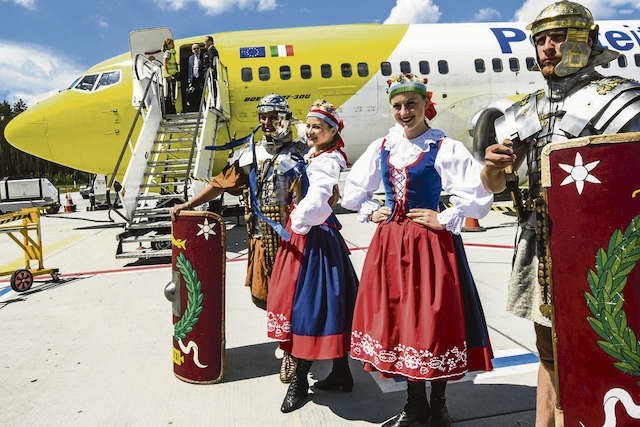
[429,380,452,427]
[313,355,353,392]
[382,380,429,427]
[280,358,312,413]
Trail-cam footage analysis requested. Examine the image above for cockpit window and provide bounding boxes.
[75,74,99,91]
[95,71,121,90]
[72,71,121,92]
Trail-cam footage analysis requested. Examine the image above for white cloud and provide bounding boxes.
[3,0,37,10]
[98,18,109,29]
[514,0,640,22]
[153,0,277,15]
[473,7,502,22]
[0,41,84,106]
[384,0,441,24]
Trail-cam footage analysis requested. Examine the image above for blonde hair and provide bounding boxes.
[162,38,174,51]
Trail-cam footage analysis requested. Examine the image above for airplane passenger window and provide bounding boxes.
[474,59,485,73]
[437,60,449,74]
[357,62,369,77]
[509,58,520,72]
[341,63,352,78]
[400,61,411,73]
[95,71,121,90]
[300,65,312,79]
[321,64,332,78]
[618,55,628,68]
[492,58,503,72]
[280,65,291,80]
[75,74,99,91]
[526,57,539,71]
[380,62,392,76]
[259,66,270,81]
[241,67,253,82]
[635,54,640,67]
[419,61,430,75]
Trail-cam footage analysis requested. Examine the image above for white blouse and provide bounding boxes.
[290,150,346,234]
[341,125,493,234]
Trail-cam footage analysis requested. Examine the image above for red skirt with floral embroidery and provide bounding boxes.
[349,218,493,381]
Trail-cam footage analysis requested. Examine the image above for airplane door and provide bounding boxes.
[129,27,173,107]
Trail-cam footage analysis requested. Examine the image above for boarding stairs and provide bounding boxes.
[110,55,231,259]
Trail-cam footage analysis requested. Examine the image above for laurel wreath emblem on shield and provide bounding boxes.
[173,252,204,340]
[585,215,640,382]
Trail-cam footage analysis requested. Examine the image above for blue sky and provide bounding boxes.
[2,0,640,105]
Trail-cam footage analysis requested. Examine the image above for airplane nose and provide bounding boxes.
[4,107,49,158]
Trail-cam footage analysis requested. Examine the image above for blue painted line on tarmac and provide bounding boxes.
[0,286,11,297]
[492,352,539,368]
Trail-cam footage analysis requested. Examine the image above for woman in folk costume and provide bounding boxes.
[267,100,359,414]
[342,74,494,427]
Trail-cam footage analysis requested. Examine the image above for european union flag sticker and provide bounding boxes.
[239,46,266,58]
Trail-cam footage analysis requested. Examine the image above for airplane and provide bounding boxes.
[5,21,640,257]
[7,20,640,176]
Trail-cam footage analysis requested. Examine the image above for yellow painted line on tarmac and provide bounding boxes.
[0,233,83,276]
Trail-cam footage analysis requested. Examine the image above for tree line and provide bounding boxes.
[0,99,91,186]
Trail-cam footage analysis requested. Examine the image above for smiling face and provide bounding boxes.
[390,92,429,139]
[305,116,337,149]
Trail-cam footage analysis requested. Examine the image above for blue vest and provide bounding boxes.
[380,129,444,219]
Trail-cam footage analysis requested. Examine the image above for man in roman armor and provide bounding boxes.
[481,2,640,425]
[171,93,308,383]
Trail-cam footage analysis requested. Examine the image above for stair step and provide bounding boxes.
[150,148,192,154]
[116,249,172,259]
[154,137,195,143]
[137,194,183,201]
[146,160,190,166]
[120,234,171,243]
[140,181,186,188]
[143,170,187,177]
[127,221,171,230]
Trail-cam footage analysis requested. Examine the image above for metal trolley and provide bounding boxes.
[0,207,60,292]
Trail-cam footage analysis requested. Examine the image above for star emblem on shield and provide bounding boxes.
[196,218,217,240]
[558,152,601,195]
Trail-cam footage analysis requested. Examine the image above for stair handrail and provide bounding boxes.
[182,68,215,201]
[107,55,163,218]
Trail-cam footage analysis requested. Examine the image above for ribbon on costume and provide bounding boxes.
[204,131,253,151]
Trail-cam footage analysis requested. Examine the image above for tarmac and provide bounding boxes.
[0,193,538,426]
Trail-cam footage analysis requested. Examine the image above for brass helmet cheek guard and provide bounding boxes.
[527,1,598,77]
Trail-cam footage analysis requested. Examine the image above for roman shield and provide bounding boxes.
[169,210,226,384]
[541,132,640,426]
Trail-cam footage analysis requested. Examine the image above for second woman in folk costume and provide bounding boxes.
[342,74,494,427]
[267,100,359,414]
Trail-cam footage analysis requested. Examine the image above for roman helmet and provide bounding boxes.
[527,1,599,77]
[256,93,293,148]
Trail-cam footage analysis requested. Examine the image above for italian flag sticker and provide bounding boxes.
[270,44,294,57]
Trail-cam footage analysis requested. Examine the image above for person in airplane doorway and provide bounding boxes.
[202,35,219,103]
[170,93,308,384]
[186,43,205,112]
[480,2,640,426]
[342,73,494,427]
[266,100,359,414]
[161,38,179,114]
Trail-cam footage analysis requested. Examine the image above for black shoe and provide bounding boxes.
[313,369,353,392]
[280,373,309,413]
[429,399,451,427]
[381,408,429,427]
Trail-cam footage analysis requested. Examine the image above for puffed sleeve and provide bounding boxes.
[290,152,344,234]
[435,137,493,234]
[341,139,383,222]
